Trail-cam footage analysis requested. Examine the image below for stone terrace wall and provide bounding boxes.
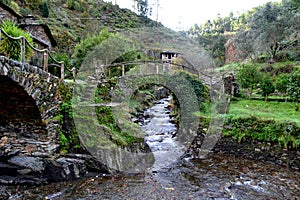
[0,56,62,157]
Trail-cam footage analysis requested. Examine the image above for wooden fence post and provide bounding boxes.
[43,51,48,72]
[72,67,76,82]
[122,64,125,77]
[60,62,64,80]
[20,37,25,65]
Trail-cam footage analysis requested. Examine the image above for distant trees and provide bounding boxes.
[186,15,233,66]
[234,1,300,62]
[186,0,300,65]
[291,0,300,8]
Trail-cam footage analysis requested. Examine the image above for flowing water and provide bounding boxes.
[2,96,300,199]
[141,96,185,172]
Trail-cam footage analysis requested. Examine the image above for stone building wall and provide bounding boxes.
[0,4,20,23]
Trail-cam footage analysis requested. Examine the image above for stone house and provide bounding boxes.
[160,51,179,62]
[0,2,57,50]
[18,16,57,50]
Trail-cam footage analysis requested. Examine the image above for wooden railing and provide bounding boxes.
[0,28,65,80]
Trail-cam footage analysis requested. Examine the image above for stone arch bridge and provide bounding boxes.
[0,56,63,157]
[0,54,227,159]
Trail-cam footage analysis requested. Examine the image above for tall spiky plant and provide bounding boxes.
[0,20,34,61]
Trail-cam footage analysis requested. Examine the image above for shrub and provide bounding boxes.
[25,0,41,9]
[39,0,50,18]
[70,28,112,71]
[0,1,11,5]
[275,73,290,94]
[66,0,75,10]
[0,20,34,61]
[57,85,82,153]
[19,7,32,16]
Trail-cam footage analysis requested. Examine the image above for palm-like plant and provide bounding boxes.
[0,20,34,61]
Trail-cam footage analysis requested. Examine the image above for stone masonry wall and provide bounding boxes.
[0,56,62,157]
[0,6,18,23]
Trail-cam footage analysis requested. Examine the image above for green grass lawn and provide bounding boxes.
[228,99,300,125]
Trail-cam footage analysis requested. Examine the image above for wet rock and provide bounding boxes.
[45,191,63,200]
[8,156,45,172]
[64,153,109,173]
[17,169,32,175]
[44,157,87,182]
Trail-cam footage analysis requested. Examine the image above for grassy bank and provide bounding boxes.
[228,99,300,126]
[223,99,300,149]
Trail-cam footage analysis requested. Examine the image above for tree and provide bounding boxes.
[287,73,300,111]
[275,73,290,95]
[290,0,300,8]
[234,29,258,61]
[211,34,226,66]
[260,75,275,101]
[236,64,262,98]
[39,0,49,17]
[133,0,151,17]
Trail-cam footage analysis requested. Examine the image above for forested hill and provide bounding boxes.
[5,0,162,54]
[185,0,300,67]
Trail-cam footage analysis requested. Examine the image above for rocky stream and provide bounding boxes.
[1,96,300,199]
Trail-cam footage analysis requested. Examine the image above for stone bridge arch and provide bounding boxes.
[0,56,62,156]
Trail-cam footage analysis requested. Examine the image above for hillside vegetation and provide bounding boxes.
[2,0,162,55]
[186,0,300,66]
